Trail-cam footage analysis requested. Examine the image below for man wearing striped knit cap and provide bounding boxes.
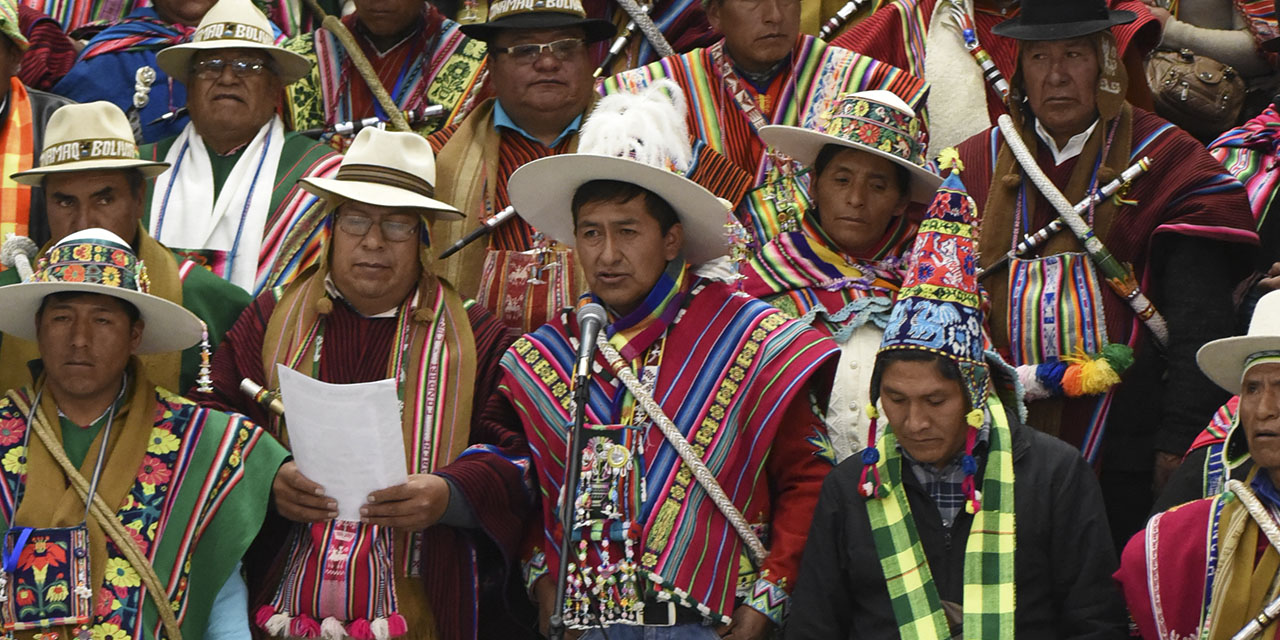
[788,169,1125,639]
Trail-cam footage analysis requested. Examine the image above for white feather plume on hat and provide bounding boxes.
[506,78,732,264]
[578,79,693,174]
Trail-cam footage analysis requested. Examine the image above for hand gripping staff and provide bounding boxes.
[996,114,1169,349]
[978,156,1152,279]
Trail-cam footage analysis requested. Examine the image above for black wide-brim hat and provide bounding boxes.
[459,0,616,43]
[991,0,1137,41]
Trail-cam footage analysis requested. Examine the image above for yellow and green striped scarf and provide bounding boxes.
[864,392,1016,639]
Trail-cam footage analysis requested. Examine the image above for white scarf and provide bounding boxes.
[923,2,993,156]
[149,116,285,292]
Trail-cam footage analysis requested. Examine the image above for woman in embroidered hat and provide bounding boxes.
[139,0,341,296]
[940,0,1259,549]
[187,127,534,640]
[739,90,941,464]
[0,227,289,640]
[280,0,488,145]
[787,172,1125,640]
[1117,289,1280,640]
[493,80,839,639]
[0,100,250,403]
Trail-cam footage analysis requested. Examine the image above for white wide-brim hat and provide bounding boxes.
[12,102,170,185]
[300,127,463,219]
[155,0,310,85]
[508,154,730,264]
[508,79,731,264]
[1198,289,1280,392]
[759,90,942,204]
[0,229,203,354]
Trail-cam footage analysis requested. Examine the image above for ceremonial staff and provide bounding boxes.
[818,0,868,41]
[1226,479,1280,640]
[997,114,1169,348]
[593,0,673,78]
[299,0,411,132]
[943,0,1011,104]
[978,157,1152,278]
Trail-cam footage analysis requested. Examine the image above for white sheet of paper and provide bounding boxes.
[277,365,408,520]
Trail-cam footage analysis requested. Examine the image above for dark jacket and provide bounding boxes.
[785,417,1126,640]
[19,85,74,246]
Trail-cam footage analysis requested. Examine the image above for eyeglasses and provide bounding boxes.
[492,38,585,64]
[335,213,419,242]
[191,57,273,80]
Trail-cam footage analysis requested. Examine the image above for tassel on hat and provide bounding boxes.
[857,403,885,498]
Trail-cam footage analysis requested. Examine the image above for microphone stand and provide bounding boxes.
[548,356,594,640]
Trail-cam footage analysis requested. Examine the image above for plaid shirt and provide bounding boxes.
[901,423,991,528]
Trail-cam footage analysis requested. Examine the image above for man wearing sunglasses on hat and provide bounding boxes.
[138,0,341,297]
[190,128,535,640]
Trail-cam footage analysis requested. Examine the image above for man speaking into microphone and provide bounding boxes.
[483,81,839,640]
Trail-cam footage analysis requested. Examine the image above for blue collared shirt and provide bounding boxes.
[1251,470,1280,509]
[493,100,582,148]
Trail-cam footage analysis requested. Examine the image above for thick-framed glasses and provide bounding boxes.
[493,38,585,64]
[334,214,419,242]
[191,57,272,80]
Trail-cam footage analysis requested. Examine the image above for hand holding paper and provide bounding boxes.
[277,365,408,521]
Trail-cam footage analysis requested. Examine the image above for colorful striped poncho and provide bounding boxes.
[0,376,288,640]
[140,127,343,296]
[1210,104,1280,249]
[601,35,926,246]
[504,276,839,625]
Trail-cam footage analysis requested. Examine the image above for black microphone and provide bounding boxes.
[549,300,608,640]
[437,206,518,259]
[574,303,607,379]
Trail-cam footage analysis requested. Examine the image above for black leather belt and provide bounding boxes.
[636,599,708,626]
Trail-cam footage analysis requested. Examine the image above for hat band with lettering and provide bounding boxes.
[192,22,273,45]
[39,138,139,168]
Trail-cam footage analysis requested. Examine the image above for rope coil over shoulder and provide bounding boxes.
[10,390,184,640]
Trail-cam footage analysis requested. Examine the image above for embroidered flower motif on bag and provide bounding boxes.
[104,558,140,588]
[45,583,69,602]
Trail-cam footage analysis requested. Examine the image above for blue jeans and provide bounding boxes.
[578,624,720,640]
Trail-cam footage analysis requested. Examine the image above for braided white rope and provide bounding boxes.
[613,0,675,59]
[1226,479,1280,640]
[995,115,1169,347]
[596,340,767,566]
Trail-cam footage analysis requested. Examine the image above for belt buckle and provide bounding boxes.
[640,601,677,627]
